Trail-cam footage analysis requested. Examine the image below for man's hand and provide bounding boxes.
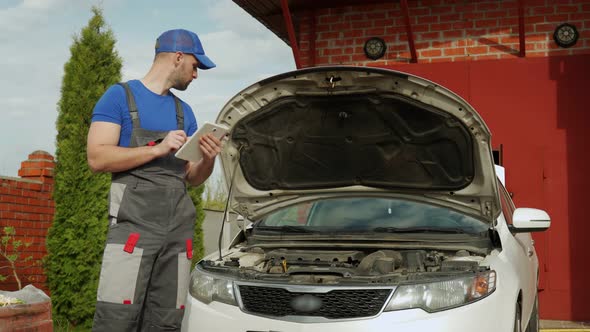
[153,130,188,157]
[185,133,224,186]
[199,133,223,164]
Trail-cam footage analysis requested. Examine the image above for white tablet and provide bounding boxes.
[175,122,229,162]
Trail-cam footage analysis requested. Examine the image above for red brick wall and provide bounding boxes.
[296,0,590,67]
[0,151,55,293]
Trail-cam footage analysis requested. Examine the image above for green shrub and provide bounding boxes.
[0,226,33,290]
[46,7,121,329]
[188,185,206,266]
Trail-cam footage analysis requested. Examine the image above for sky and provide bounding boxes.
[0,0,294,178]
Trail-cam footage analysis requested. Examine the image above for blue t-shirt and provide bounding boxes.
[91,80,198,147]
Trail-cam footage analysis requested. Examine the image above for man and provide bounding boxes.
[87,29,221,331]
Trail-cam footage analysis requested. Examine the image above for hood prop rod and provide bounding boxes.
[217,146,242,261]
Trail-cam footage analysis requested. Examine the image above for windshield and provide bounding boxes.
[255,197,488,234]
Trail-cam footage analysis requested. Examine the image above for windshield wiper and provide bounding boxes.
[255,225,318,234]
[373,227,469,234]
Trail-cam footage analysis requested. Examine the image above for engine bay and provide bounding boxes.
[201,247,489,285]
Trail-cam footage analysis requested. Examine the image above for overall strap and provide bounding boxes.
[118,82,184,130]
[118,82,141,129]
[173,94,184,130]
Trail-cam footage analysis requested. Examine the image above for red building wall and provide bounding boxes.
[0,151,55,293]
[383,55,590,321]
[287,0,590,321]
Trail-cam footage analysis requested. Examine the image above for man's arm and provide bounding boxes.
[87,121,187,173]
[185,134,223,186]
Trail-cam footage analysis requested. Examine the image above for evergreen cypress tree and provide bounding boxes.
[46,7,122,328]
[188,185,206,265]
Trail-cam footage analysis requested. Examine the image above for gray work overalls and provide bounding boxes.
[93,82,196,331]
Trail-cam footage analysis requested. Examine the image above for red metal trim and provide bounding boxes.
[518,0,526,57]
[400,0,418,63]
[281,0,302,69]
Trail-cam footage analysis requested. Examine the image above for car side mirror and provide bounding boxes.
[510,208,551,233]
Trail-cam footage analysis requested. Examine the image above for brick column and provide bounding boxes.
[0,150,55,292]
[17,151,55,184]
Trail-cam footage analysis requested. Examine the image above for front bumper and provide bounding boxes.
[181,288,514,332]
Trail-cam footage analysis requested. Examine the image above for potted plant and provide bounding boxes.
[0,226,53,331]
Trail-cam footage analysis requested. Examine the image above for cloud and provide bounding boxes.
[119,44,154,81]
[207,0,272,36]
[0,95,57,176]
[0,0,68,33]
[22,0,66,10]
[196,30,294,86]
[0,0,75,176]
[187,94,230,118]
[203,0,294,80]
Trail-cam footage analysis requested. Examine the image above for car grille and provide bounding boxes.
[238,285,392,319]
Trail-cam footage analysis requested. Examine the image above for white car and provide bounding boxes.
[181,67,550,332]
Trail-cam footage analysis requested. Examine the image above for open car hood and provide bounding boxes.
[215,66,500,224]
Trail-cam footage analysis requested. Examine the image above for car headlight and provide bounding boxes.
[189,266,237,306]
[384,270,496,312]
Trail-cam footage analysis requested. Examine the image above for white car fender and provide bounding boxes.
[495,213,537,328]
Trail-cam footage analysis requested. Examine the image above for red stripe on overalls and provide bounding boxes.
[186,239,193,259]
[124,233,140,253]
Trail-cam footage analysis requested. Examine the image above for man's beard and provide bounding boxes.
[171,74,191,91]
[173,80,190,91]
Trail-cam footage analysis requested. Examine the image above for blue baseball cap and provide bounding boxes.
[155,29,216,70]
